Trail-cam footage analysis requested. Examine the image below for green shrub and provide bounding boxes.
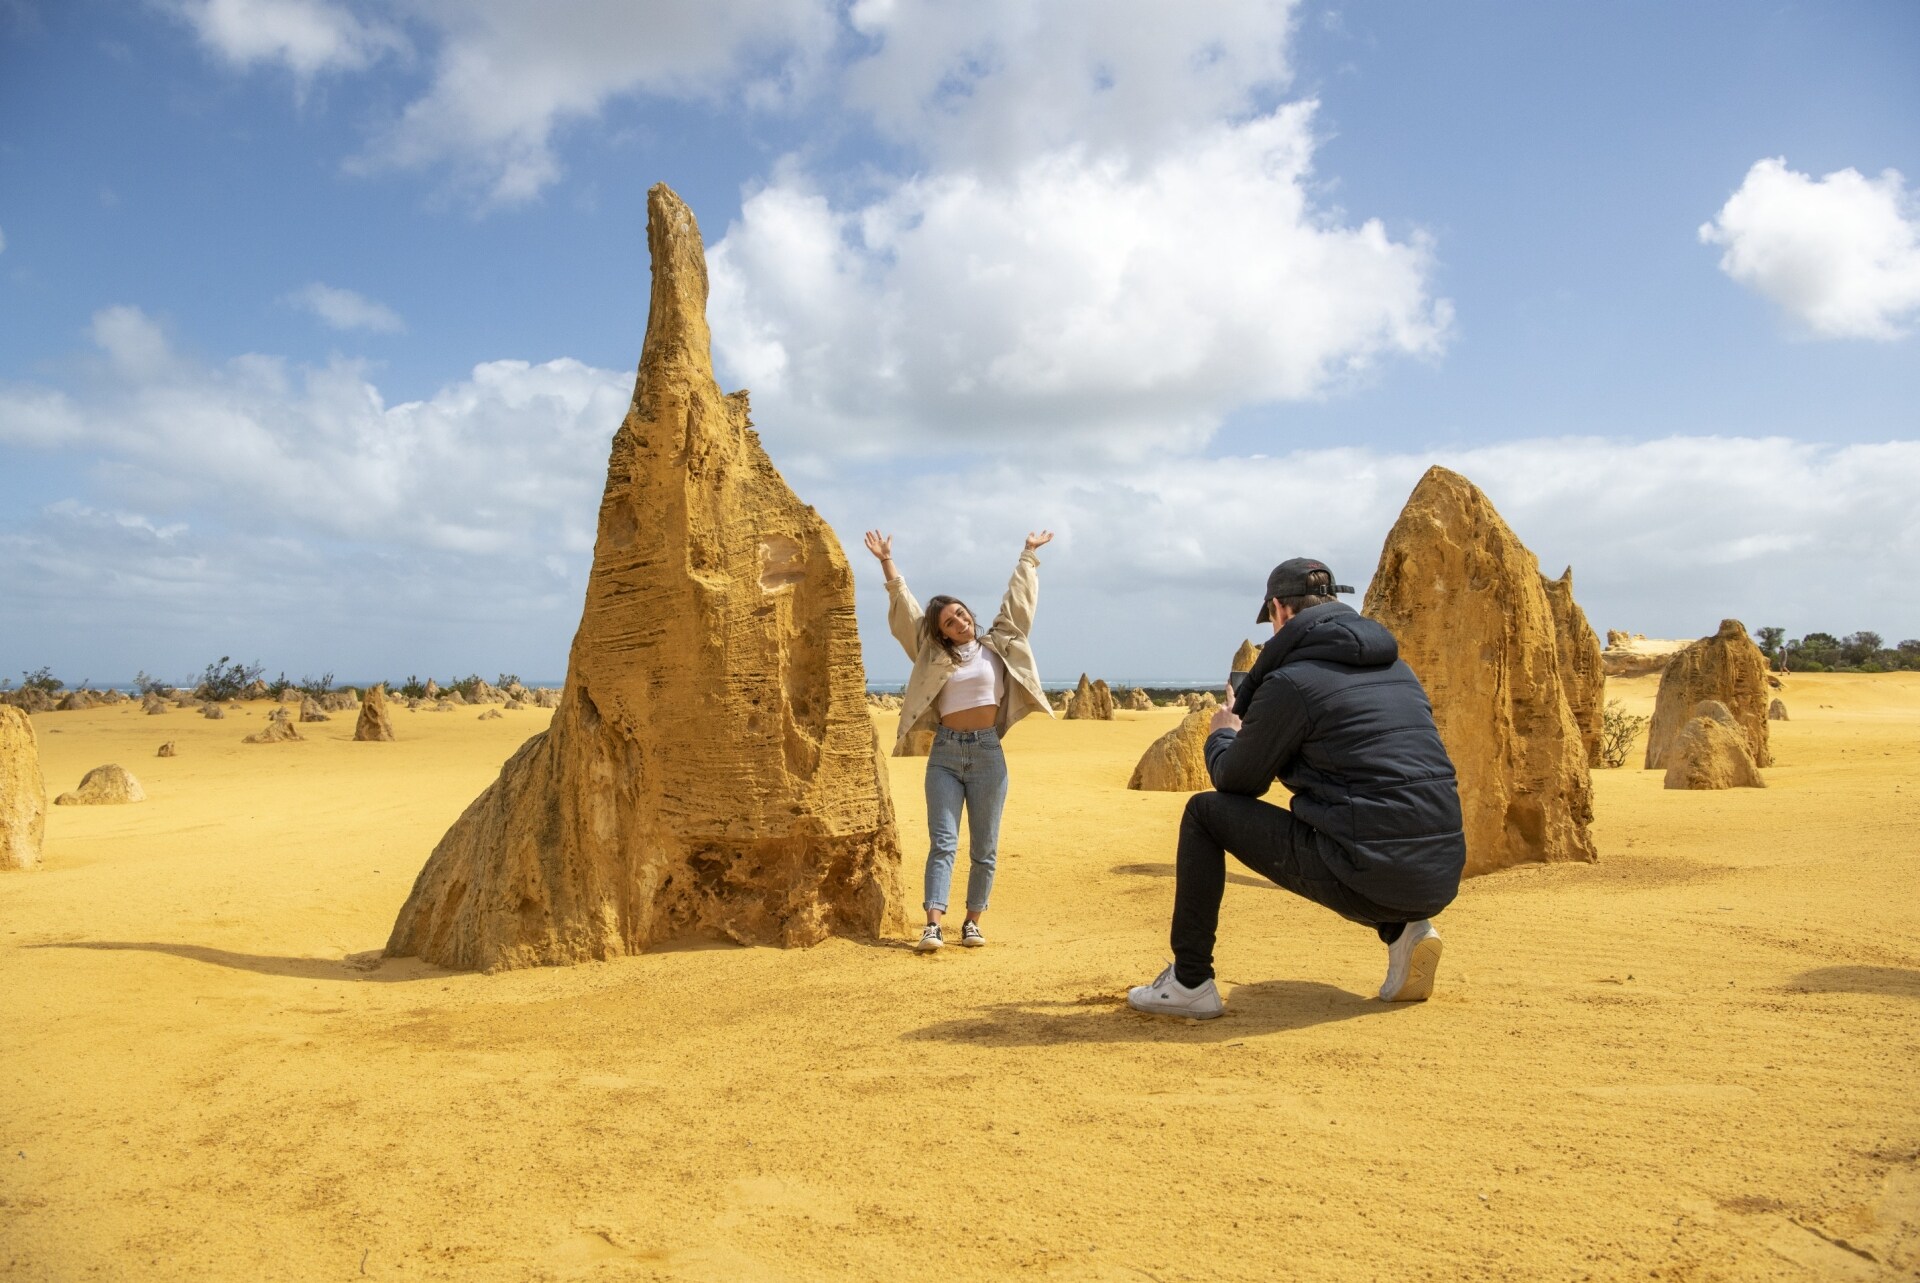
[398,675,428,700]
[19,666,61,694]
[132,670,175,697]
[198,656,264,701]
[1598,699,1648,769]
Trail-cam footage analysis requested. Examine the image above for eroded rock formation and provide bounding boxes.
[157,741,177,758]
[55,764,145,806]
[385,184,905,972]
[1662,701,1765,790]
[1644,620,1772,771]
[893,728,935,758]
[355,684,396,742]
[142,692,168,715]
[2,706,47,870]
[1363,465,1597,875]
[1064,674,1113,720]
[1769,698,1788,721]
[1124,688,1153,711]
[1128,709,1213,792]
[243,719,303,744]
[1231,640,1260,674]
[1540,567,1605,767]
[299,696,330,723]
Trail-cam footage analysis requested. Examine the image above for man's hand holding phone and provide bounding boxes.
[1212,674,1245,734]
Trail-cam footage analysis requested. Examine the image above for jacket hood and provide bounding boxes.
[1233,602,1399,714]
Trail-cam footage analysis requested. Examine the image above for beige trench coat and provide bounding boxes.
[884,550,1053,754]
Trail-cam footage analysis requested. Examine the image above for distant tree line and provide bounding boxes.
[1752,627,1920,673]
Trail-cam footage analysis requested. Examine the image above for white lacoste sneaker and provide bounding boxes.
[1379,920,1442,1001]
[1127,961,1224,1019]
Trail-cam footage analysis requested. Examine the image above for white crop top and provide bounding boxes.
[937,641,1008,716]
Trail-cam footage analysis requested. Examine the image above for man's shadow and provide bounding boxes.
[30,940,441,982]
[1112,861,1278,890]
[901,979,1399,1046]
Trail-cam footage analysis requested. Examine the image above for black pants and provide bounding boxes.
[1171,791,1406,988]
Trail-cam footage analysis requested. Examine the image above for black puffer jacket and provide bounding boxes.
[1206,601,1465,916]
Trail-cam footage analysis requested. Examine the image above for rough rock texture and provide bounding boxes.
[505,697,528,711]
[157,741,178,758]
[323,691,357,713]
[1540,567,1605,767]
[892,728,935,758]
[143,693,168,715]
[55,764,145,806]
[242,719,303,744]
[1769,698,1789,721]
[1128,709,1213,792]
[1180,692,1219,712]
[472,680,503,704]
[1663,701,1765,790]
[201,704,224,720]
[478,709,503,721]
[241,680,270,700]
[279,688,304,705]
[299,696,331,723]
[424,679,440,698]
[56,691,95,711]
[1600,634,1691,678]
[1231,640,1260,674]
[443,690,468,706]
[385,184,905,973]
[1123,688,1153,712]
[1064,674,1114,721]
[5,688,56,713]
[355,684,396,742]
[1644,620,1773,771]
[2,706,48,870]
[1363,465,1597,876]
[534,688,561,709]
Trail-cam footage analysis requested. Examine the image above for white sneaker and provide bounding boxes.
[1379,920,1441,1001]
[916,923,944,953]
[1127,962,1223,1019]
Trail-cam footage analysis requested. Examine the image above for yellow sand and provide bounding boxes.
[4,676,1918,1281]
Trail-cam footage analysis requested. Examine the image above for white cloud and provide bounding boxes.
[1,306,628,557]
[170,0,405,80]
[284,281,407,333]
[711,106,1450,459]
[831,436,1920,678]
[350,0,839,205]
[844,0,1297,171]
[1700,157,1920,340]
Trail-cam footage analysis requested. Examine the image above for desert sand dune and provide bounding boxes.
[3,675,1918,1280]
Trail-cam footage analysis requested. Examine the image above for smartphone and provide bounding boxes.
[1227,671,1248,694]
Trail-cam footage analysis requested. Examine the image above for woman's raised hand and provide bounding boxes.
[1024,530,1054,552]
[863,530,893,562]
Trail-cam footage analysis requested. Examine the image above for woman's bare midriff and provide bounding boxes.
[940,704,998,731]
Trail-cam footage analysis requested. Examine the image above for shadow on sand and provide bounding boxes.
[1789,964,1920,999]
[1111,861,1279,891]
[32,940,444,983]
[902,978,1399,1046]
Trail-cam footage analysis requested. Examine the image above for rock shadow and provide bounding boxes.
[1790,964,1920,999]
[901,979,1397,1046]
[31,940,442,983]
[1111,861,1278,891]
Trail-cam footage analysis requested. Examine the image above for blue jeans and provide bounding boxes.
[923,726,1009,914]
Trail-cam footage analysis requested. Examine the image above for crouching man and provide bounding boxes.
[1129,558,1466,1019]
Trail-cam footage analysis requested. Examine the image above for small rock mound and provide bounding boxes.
[201,704,225,720]
[478,708,503,721]
[1662,701,1765,790]
[355,684,396,742]
[6,688,56,713]
[143,693,168,715]
[1768,698,1789,721]
[299,696,331,723]
[1123,687,1153,711]
[1180,691,1218,713]
[1064,673,1114,720]
[1128,709,1214,791]
[323,691,358,712]
[242,719,303,744]
[157,741,178,757]
[534,688,561,709]
[2,706,48,870]
[1645,620,1772,771]
[56,690,95,711]
[55,763,145,805]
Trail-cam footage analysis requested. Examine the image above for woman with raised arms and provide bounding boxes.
[864,528,1054,952]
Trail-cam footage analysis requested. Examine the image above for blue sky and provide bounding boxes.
[3,0,1917,688]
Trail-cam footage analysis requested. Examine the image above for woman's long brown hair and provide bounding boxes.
[921,595,976,660]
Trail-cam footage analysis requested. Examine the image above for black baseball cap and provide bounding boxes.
[1255,558,1354,622]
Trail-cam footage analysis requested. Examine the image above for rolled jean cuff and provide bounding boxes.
[922,900,949,913]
